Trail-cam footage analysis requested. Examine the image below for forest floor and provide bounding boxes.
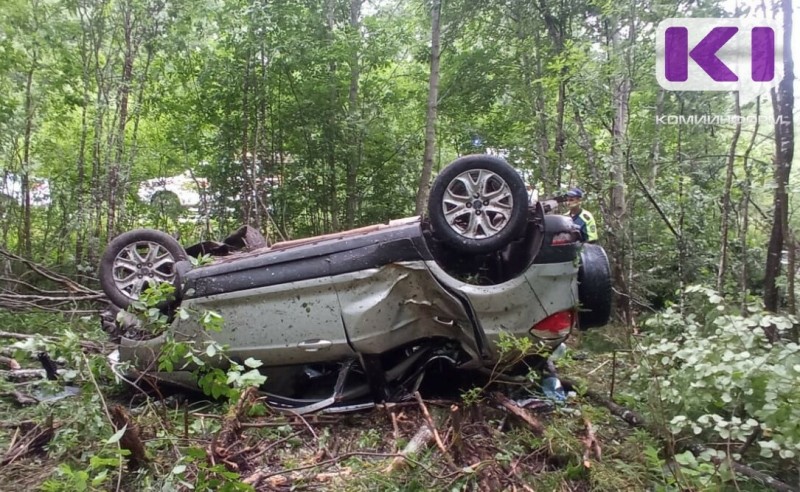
[0,312,776,491]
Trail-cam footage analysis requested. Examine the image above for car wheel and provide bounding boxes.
[577,244,612,329]
[99,229,187,309]
[428,155,528,254]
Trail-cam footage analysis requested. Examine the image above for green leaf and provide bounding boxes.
[674,451,697,467]
[244,357,263,369]
[91,469,109,487]
[107,425,127,444]
[227,371,241,385]
[185,447,207,459]
[237,369,267,388]
[171,464,187,475]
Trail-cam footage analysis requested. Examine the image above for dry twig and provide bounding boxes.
[414,391,451,462]
[490,392,545,435]
[581,418,602,468]
[0,418,58,466]
[0,248,103,313]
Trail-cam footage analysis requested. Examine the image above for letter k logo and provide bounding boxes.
[666,27,738,82]
[656,18,782,104]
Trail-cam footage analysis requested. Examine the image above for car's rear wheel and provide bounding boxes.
[577,244,612,329]
[428,155,528,254]
[99,229,187,309]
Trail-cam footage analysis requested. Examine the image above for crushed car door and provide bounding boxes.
[176,275,354,366]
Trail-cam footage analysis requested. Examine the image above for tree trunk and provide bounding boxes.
[610,82,630,326]
[117,42,153,232]
[415,0,442,215]
[535,0,565,189]
[525,27,549,187]
[258,38,272,236]
[325,0,339,231]
[676,96,687,313]
[74,26,91,271]
[739,97,760,310]
[107,1,136,238]
[345,0,363,229]
[555,81,566,188]
[240,54,252,226]
[650,89,665,189]
[763,0,794,317]
[609,27,631,326]
[534,54,549,186]
[573,107,609,219]
[20,65,35,258]
[716,92,741,293]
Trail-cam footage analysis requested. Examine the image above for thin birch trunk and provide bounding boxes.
[415,0,442,215]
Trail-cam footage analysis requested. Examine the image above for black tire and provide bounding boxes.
[428,155,528,254]
[577,244,612,329]
[99,229,187,309]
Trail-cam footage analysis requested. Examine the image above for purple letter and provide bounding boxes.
[689,27,738,82]
[665,27,688,82]
[751,27,774,81]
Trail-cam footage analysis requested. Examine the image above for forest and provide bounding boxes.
[0,0,798,489]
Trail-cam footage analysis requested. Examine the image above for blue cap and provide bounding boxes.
[566,187,584,198]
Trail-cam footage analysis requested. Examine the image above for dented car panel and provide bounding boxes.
[333,262,479,360]
[424,260,578,351]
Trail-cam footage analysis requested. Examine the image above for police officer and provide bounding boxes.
[564,187,598,243]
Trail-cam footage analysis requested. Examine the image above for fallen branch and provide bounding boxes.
[0,248,103,313]
[0,418,58,466]
[244,467,352,488]
[561,377,645,427]
[209,387,259,472]
[414,391,453,466]
[490,392,545,436]
[0,368,66,381]
[0,391,39,405]
[0,355,20,370]
[0,330,107,353]
[581,418,602,468]
[0,248,97,295]
[384,425,434,473]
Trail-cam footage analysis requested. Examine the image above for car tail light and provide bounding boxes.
[551,232,576,246]
[531,310,574,334]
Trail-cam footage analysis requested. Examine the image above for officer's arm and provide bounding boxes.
[580,223,589,242]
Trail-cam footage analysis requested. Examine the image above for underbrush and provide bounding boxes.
[1,291,795,491]
[621,286,800,490]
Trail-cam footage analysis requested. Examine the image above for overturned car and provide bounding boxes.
[99,155,612,412]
